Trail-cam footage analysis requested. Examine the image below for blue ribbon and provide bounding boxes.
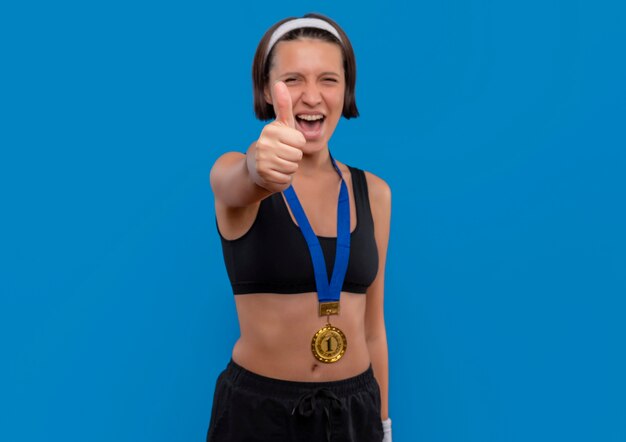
[282,152,350,303]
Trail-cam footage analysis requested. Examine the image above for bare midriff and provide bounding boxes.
[232,291,371,382]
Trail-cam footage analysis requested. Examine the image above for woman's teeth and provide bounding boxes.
[297,114,324,121]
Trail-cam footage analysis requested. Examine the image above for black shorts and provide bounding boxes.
[206,359,384,442]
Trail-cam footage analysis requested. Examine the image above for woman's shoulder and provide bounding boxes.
[346,164,391,200]
[363,171,391,224]
[362,169,391,201]
[338,161,391,211]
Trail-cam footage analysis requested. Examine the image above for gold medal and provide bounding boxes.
[311,322,347,363]
[312,301,347,363]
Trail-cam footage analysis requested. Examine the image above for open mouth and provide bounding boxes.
[295,113,325,139]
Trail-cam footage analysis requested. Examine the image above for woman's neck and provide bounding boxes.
[296,148,334,178]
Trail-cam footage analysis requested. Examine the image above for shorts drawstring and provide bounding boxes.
[291,388,344,441]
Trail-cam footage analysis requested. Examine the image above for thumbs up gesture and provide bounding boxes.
[247,81,306,193]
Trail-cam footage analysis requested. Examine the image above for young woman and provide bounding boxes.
[207,13,392,442]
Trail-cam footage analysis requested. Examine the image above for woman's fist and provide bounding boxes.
[247,81,306,193]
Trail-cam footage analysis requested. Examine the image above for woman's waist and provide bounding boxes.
[232,326,371,382]
[219,358,377,399]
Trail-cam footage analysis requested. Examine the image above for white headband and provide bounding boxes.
[265,18,343,60]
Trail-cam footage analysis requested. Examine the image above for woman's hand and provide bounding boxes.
[247,81,306,193]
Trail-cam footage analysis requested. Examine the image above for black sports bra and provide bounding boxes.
[216,165,379,295]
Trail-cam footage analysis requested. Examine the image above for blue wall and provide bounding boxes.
[1,1,624,441]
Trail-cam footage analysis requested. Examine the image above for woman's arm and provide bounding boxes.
[210,82,306,239]
[364,170,392,421]
[209,145,273,208]
[209,146,277,241]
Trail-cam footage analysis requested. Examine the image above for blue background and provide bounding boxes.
[1,0,625,441]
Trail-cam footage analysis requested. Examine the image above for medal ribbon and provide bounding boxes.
[282,152,350,303]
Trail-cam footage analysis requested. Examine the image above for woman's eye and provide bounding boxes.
[323,78,338,83]
[284,78,297,83]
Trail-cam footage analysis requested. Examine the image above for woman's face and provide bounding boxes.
[265,38,345,153]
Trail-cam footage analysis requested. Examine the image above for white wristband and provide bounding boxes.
[382,417,392,442]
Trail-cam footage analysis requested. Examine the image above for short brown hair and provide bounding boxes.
[252,13,359,121]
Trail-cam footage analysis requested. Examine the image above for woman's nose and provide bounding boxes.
[301,83,322,106]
